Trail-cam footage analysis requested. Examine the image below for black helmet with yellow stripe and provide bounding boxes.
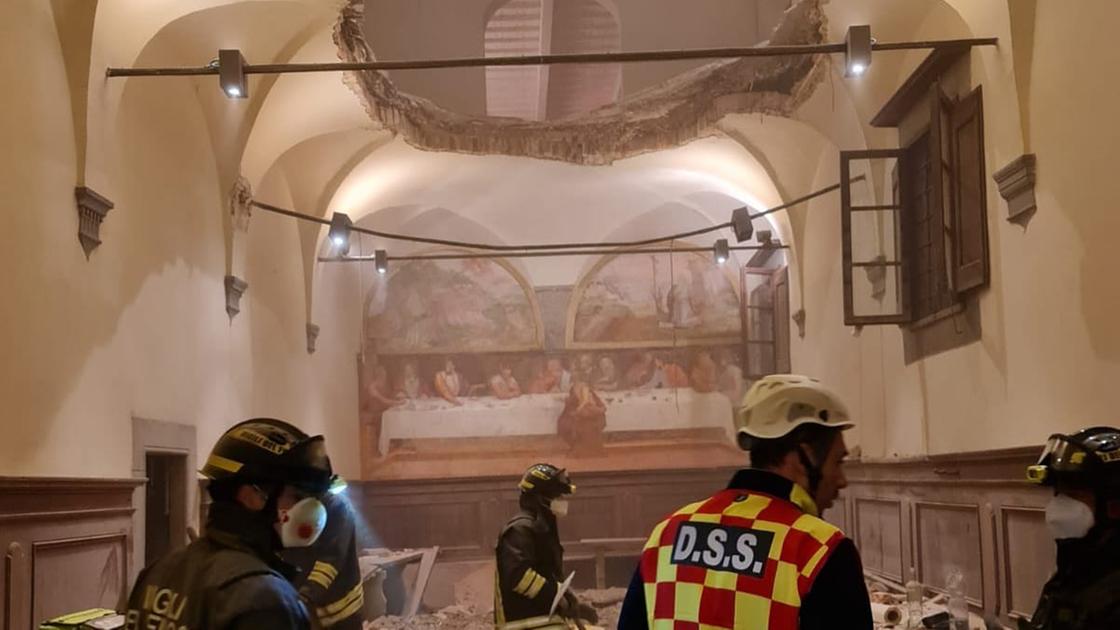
[1027,426,1120,491]
[518,463,575,499]
[202,418,336,496]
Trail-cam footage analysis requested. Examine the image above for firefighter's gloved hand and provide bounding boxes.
[556,593,574,618]
[560,592,598,624]
[575,602,599,624]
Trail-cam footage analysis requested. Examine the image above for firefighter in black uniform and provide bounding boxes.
[495,464,598,630]
[1023,426,1120,630]
[125,418,338,630]
[284,487,365,630]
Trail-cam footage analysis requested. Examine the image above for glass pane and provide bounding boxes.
[746,307,774,341]
[843,152,906,322]
[746,342,775,377]
[850,209,901,265]
[743,272,773,308]
[851,263,904,318]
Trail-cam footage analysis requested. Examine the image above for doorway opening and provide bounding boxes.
[144,452,188,567]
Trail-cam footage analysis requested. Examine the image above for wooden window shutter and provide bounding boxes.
[950,85,990,292]
[772,267,791,373]
[930,84,955,293]
[840,149,911,326]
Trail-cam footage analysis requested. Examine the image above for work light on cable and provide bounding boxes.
[328,212,353,255]
[844,25,872,78]
[713,239,730,265]
[218,49,248,98]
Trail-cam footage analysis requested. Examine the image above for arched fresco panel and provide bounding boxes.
[364,253,544,355]
[568,249,741,348]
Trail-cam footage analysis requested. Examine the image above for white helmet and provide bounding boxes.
[735,374,854,447]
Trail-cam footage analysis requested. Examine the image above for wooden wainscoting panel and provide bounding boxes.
[914,501,985,605]
[631,490,706,536]
[853,497,905,582]
[4,543,29,630]
[1000,506,1053,620]
[31,534,128,624]
[564,495,617,542]
[822,494,848,535]
[352,467,735,561]
[376,501,483,553]
[0,477,140,628]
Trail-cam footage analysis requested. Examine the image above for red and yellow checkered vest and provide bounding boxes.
[639,484,844,629]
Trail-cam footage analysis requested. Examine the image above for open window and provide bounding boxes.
[841,84,989,328]
[740,265,790,379]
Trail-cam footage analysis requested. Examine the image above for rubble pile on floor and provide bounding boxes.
[365,588,626,630]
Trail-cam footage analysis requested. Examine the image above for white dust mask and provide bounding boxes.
[1045,493,1095,540]
[277,496,328,547]
[550,498,570,518]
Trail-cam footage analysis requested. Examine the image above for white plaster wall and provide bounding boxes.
[0,0,360,479]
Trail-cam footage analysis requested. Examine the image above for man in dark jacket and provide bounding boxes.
[285,488,365,630]
[618,375,872,630]
[494,463,597,630]
[1022,426,1120,630]
[125,418,338,630]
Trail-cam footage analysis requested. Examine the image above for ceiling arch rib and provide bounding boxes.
[241,19,378,188]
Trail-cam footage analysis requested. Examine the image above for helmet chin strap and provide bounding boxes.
[252,484,285,550]
[797,446,823,500]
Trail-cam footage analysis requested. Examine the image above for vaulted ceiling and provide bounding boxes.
[86,0,981,314]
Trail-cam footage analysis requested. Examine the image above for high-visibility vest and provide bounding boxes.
[639,483,844,629]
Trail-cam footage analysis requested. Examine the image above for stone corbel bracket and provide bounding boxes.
[74,186,114,258]
[792,309,806,338]
[230,176,253,233]
[224,275,248,320]
[306,323,320,354]
[993,153,1037,224]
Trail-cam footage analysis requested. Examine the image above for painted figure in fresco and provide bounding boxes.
[625,352,657,389]
[551,358,572,393]
[595,356,620,391]
[489,363,523,400]
[654,354,690,389]
[689,350,719,393]
[434,357,464,406]
[363,363,405,457]
[526,358,555,395]
[557,381,608,453]
[573,353,597,385]
[396,361,429,400]
[716,348,745,407]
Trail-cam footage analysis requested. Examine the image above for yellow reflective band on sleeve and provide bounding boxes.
[205,453,243,473]
[514,569,541,596]
[307,570,333,590]
[313,561,339,579]
[317,583,364,627]
[525,574,547,599]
